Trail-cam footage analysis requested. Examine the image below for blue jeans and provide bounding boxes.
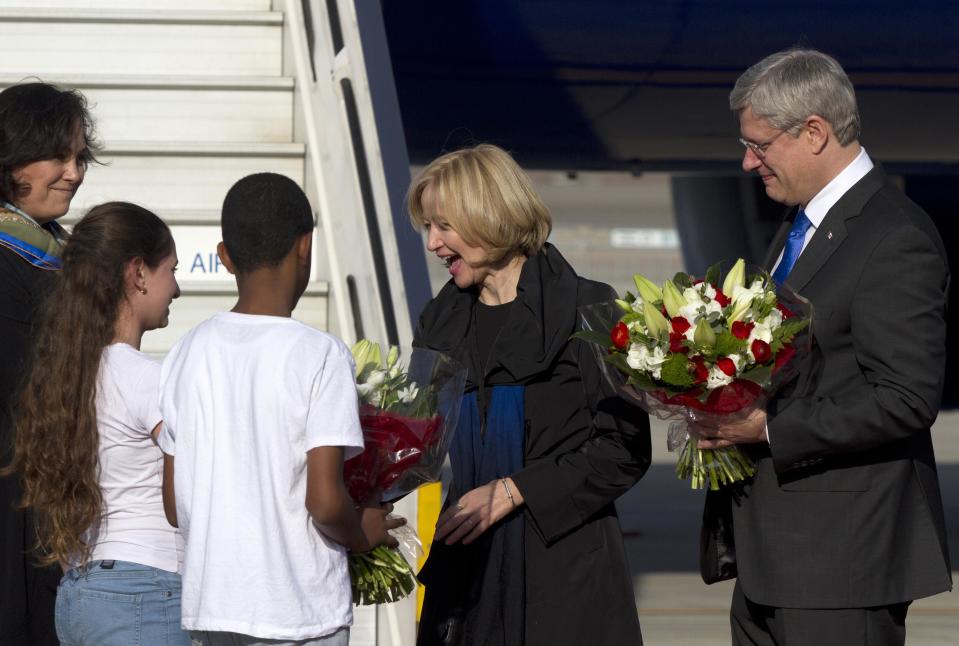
[55,559,190,646]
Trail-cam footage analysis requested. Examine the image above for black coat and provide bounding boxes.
[703,167,952,608]
[415,244,651,646]
[0,244,60,645]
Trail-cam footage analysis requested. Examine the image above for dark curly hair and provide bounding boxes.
[0,81,99,206]
[221,172,313,272]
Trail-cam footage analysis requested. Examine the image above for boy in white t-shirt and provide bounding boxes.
[157,173,402,646]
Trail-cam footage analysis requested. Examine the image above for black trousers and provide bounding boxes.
[0,472,59,646]
[731,581,909,646]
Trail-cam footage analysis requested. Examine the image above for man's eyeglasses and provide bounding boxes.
[738,129,787,160]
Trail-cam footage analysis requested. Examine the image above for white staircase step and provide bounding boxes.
[0,1,271,9]
[0,0,270,11]
[0,75,294,143]
[0,8,282,24]
[101,141,304,156]
[64,209,224,226]
[73,142,305,212]
[0,74,294,90]
[0,10,282,76]
[64,210,317,227]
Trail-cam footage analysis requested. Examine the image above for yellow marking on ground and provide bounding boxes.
[416,482,442,619]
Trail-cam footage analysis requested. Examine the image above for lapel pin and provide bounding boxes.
[827,231,833,240]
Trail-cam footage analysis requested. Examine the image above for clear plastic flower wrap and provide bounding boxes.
[574,260,813,490]
[344,340,466,604]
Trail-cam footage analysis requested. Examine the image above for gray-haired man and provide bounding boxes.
[696,48,952,645]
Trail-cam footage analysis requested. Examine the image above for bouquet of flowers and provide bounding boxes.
[345,340,466,605]
[575,259,812,490]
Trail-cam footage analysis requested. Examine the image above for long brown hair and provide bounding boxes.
[3,201,173,565]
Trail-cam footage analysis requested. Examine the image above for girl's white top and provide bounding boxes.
[87,343,183,573]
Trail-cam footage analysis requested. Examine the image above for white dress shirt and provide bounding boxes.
[770,147,874,274]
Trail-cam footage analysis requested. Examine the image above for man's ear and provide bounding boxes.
[217,241,237,275]
[804,115,830,153]
[296,231,312,266]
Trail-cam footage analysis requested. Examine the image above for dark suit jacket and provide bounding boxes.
[704,166,953,609]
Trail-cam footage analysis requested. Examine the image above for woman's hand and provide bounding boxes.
[434,477,523,545]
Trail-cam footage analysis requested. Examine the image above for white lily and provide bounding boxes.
[397,384,419,403]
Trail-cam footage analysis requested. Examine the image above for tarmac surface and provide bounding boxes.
[619,411,959,645]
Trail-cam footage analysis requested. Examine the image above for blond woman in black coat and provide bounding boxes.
[410,144,651,646]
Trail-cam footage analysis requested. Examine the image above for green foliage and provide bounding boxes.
[739,364,772,387]
[770,318,809,353]
[672,272,694,289]
[625,370,658,391]
[713,330,746,357]
[704,263,722,287]
[660,353,696,388]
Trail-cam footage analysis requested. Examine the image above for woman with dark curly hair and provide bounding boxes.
[0,81,97,645]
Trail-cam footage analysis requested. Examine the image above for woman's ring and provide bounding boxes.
[455,502,464,511]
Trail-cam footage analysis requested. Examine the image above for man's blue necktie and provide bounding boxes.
[772,210,813,286]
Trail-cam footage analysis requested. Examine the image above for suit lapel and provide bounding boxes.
[776,166,887,293]
[783,217,847,292]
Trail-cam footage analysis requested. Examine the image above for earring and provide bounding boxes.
[139,287,147,295]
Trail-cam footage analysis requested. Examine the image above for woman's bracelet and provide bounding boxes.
[501,478,516,507]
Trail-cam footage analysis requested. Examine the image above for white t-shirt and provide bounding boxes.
[88,343,183,573]
[156,312,364,640]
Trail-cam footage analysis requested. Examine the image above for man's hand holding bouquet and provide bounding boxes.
[576,259,812,490]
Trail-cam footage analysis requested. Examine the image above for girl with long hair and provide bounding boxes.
[5,201,188,645]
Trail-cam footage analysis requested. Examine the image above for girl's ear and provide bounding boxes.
[125,257,147,295]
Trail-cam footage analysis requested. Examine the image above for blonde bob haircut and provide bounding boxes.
[407,144,552,262]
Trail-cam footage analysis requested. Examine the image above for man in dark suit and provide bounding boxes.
[695,48,952,645]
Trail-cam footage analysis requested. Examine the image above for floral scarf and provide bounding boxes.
[0,202,67,270]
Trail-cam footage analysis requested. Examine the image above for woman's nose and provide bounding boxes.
[426,228,442,251]
[62,157,81,182]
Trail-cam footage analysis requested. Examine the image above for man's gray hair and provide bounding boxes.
[730,48,861,146]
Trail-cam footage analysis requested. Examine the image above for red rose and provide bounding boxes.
[751,339,772,364]
[669,332,689,354]
[731,320,754,340]
[776,302,795,319]
[610,321,630,350]
[671,316,691,334]
[716,356,737,377]
[713,285,731,307]
[690,355,709,383]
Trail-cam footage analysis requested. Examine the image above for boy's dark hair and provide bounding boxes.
[0,82,99,205]
[221,173,313,273]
